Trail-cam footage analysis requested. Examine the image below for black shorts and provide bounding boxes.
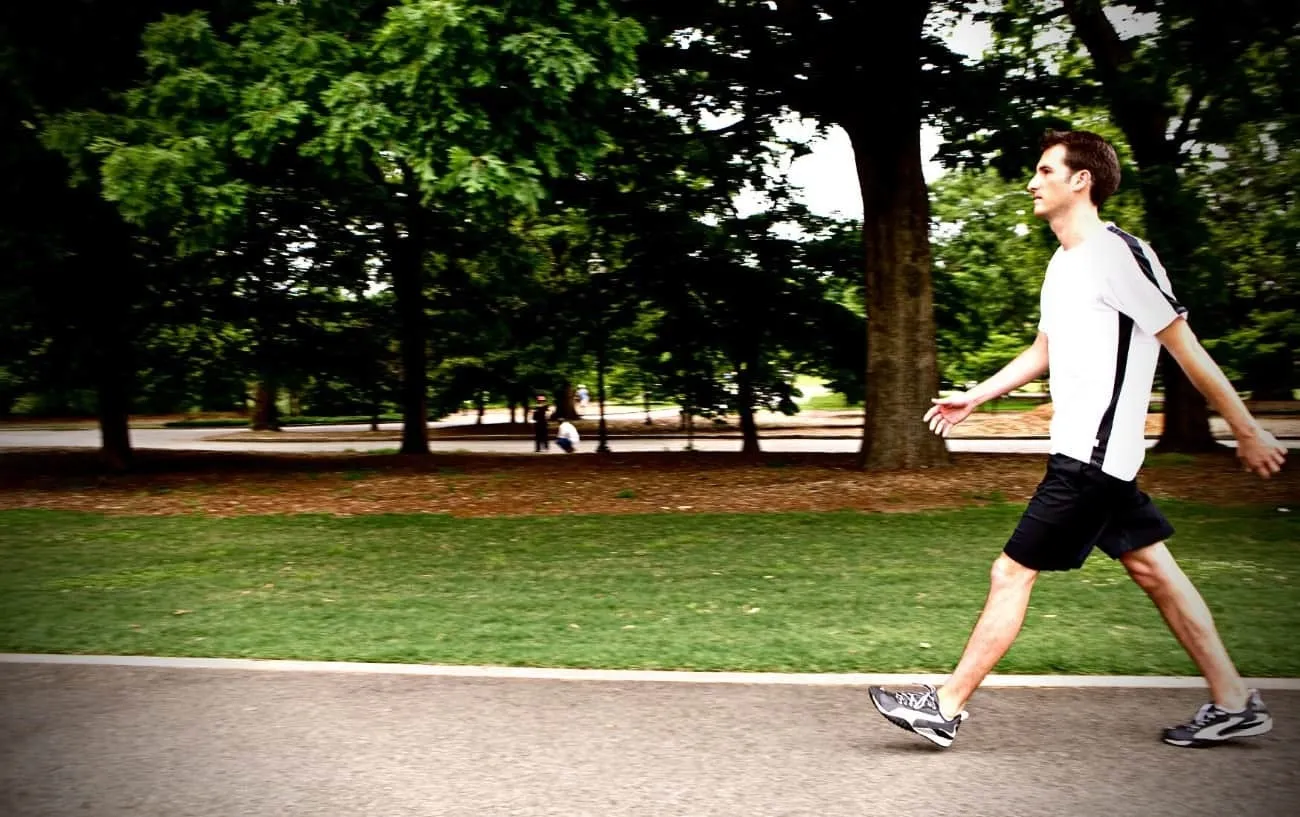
[1004,454,1175,572]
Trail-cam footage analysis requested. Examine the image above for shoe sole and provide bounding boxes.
[1163,717,1274,747]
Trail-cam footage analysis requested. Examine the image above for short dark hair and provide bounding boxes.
[1040,130,1121,208]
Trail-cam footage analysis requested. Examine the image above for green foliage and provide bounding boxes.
[931,0,1299,401]
[6,0,1294,441]
[928,168,1049,383]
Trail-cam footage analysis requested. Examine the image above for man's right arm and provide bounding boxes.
[924,333,1048,437]
[964,332,1050,408]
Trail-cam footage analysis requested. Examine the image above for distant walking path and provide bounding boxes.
[1,423,1297,454]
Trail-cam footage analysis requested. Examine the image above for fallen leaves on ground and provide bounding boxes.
[0,449,1294,518]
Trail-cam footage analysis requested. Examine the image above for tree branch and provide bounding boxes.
[1059,0,1134,89]
[1171,82,1206,153]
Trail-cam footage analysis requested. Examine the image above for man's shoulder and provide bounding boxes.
[1100,222,1158,257]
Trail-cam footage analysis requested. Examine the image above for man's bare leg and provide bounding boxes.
[935,553,1040,719]
[1120,542,1249,709]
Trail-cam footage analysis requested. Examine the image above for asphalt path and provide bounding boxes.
[1,661,1297,817]
[2,423,1296,455]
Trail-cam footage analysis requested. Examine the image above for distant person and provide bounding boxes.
[531,395,550,452]
[556,419,580,453]
[577,385,590,410]
[867,129,1287,750]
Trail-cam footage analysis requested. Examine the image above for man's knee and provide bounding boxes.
[990,553,1038,590]
[1120,541,1176,592]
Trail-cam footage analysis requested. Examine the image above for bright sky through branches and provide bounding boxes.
[746,4,1159,220]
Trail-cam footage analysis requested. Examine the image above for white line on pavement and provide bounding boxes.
[4,653,1299,689]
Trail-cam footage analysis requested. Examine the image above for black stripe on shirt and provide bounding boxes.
[1092,312,1134,469]
[1106,225,1188,316]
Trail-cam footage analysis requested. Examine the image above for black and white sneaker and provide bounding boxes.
[1163,689,1273,747]
[868,684,968,748]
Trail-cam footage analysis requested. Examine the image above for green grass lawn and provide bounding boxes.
[1,504,1296,675]
[801,393,856,410]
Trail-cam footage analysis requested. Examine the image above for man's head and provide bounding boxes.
[535,394,547,404]
[1027,130,1121,218]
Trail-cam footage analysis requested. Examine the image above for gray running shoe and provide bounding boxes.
[1163,688,1273,747]
[868,684,968,748]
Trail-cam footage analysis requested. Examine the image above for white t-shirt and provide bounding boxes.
[1037,223,1187,480]
[557,421,579,443]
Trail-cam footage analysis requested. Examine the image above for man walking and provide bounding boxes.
[531,394,551,452]
[868,130,1287,749]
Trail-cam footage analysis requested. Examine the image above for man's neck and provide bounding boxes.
[1049,206,1105,251]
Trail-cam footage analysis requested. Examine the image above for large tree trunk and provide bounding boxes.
[552,382,580,420]
[1063,0,1218,453]
[251,380,279,431]
[75,226,136,470]
[841,3,946,470]
[386,200,429,455]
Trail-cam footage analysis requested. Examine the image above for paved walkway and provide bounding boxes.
[2,424,1297,455]
[1,657,1297,817]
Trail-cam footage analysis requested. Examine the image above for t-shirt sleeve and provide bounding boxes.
[1100,240,1188,336]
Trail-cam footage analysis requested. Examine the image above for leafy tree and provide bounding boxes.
[1188,104,1300,399]
[626,0,979,469]
[61,0,644,455]
[0,0,236,466]
[929,168,1052,384]
[967,0,1300,450]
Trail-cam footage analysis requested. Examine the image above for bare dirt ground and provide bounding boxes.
[1,448,1295,519]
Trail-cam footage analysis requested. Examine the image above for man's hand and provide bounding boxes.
[1237,428,1288,479]
[923,392,978,437]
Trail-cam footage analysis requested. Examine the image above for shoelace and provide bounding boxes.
[893,686,939,713]
[1185,703,1226,727]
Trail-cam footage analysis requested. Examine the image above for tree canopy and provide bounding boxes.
[2,0,1294,468]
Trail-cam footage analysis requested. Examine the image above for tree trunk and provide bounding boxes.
[842,10,947,470]
[251,379,279,431]
[736,361,760,456]
[89,270,133,470]
[552,382,579,420]
[388,216,428,455]
[369,375,381,432]
[95,342,132,471]
[1154,353,1219,451]
[595,336,611,453]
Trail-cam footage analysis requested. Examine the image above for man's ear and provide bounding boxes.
[1072,168,1092,192]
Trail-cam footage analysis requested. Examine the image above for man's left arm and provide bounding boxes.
[1156,317,1287,478]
